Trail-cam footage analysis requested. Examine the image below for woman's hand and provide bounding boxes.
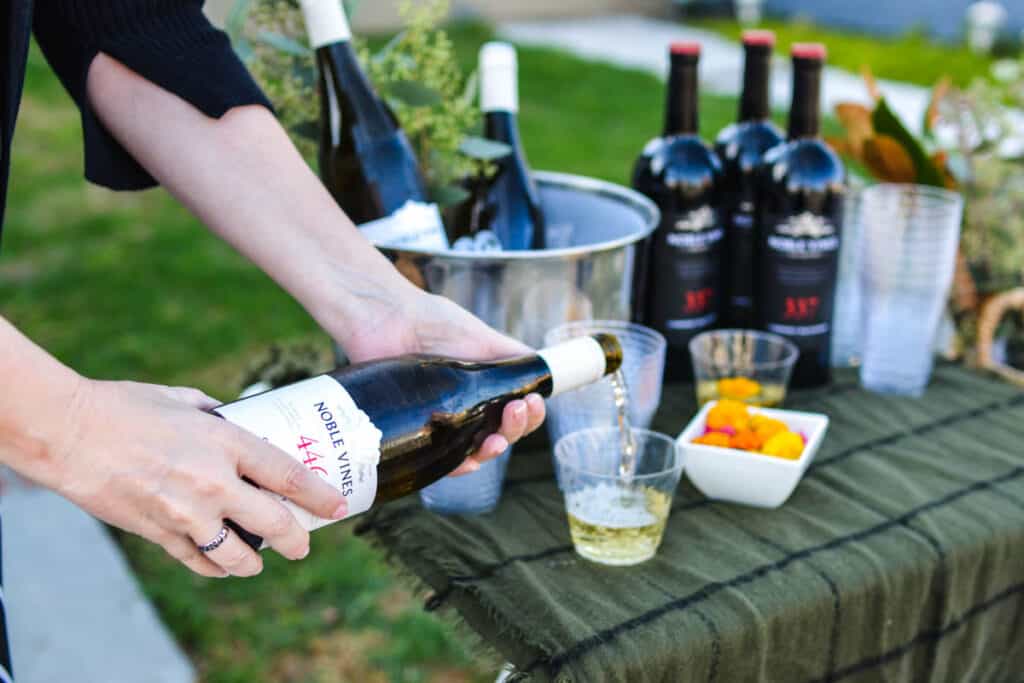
[339,289,546,476]
[49,378,347,578]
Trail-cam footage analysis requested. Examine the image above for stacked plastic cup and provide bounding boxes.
[858,184,964,396]
[419,446,512,515]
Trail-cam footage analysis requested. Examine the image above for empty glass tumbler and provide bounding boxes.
[858,184,963,396]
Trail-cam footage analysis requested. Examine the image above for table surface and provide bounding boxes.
[357,366,1024,683]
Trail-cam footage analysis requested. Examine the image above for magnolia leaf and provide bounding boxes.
[256,30,311,57]
[459,136,512,161]
[291,119,320,141]
[834,102,874,156]
[931,150,959,190]
[428,183,471,207]
[825,136,853,157]
[923,76,952,137]
[386,80,444,107]
[863,135,917,184]
[861,64,881,102]
[872,97,946,187]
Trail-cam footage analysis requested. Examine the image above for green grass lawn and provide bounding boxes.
[692,17,999,88]
[1,20,829,683]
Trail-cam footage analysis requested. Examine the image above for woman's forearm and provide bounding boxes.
[0,316,83,488]
[84,53,420,347]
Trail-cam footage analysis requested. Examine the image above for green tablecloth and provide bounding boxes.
[357,366,1024,682]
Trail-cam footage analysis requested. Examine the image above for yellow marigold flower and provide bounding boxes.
[762,431,804,460]
[751,416,788,441]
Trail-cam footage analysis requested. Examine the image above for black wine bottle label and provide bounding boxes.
[215,376,382,532]
[759,210,841,348]
[652,205,724,339]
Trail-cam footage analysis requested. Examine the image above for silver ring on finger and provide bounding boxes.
[197,525,230,553]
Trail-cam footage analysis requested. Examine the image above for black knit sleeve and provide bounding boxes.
[32,0,274,191]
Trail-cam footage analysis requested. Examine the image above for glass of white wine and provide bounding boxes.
[554,428,683,566]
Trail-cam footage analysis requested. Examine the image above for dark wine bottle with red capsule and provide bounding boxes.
[632,43,724,380]
[715,30,784,328]
[756,44,845,388]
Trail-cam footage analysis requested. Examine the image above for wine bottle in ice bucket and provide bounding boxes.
[300,0,449,250]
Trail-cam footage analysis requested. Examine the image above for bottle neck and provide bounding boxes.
[481,62,518,114]
[664,55,699,136]
[788,57,822,140]
[301,0,352,49]
[739,44,772,122]
[484,110,520,148]
[538,335,621,397]
[319,40,393,140]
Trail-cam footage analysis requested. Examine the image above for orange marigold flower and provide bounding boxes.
[694,432,732,448]
[751,416,788,441]
[729,429,763,451]
[706,399,751,431]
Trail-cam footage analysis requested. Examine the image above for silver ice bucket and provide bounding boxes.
[380,171,659,348]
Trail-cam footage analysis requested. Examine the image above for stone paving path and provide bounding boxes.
[499,14,931,133]
[3,477,195,683]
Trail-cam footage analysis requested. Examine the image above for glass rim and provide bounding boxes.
[688,328,800,370]
[544,319,667,350]
[553,427,683,481]
[860,183,964,216]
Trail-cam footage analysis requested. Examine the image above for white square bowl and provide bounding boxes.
[676,401,830,509]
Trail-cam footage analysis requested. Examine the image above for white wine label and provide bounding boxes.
[539,336,608,397]
[216,376,382,533]
[300,0,352,49]
[360,200,450,251]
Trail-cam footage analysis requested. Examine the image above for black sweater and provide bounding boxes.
[1,0,272,240]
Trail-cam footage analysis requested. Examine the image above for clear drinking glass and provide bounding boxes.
[858,184,964,396]
[543,321,667,445]
[831,182,865,367]
[554,428,683,566]
[419,446,512,515]
[689,329,799,407]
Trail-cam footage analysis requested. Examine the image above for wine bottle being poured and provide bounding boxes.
[300,0,449,251]
[215,334,623,549]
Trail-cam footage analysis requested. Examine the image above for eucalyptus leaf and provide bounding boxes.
[343,0,363,19]
[872,97,945,187]
[233,38,254,64]
[372,30,408,65]
[292,63,316,88]
[428,183,471,207]
[256,30,312,57]
[225,0,252,40]
[386,80,444,107]
[459,136,512,161]
[291,120,320,141]
[462,69,479,106]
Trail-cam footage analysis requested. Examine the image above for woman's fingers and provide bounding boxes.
[157,532,228,578]
[191,520,263,577]
[497,400,529,445]
[224,485,310,560]
[523,393,546,436]
[227,427,347,522]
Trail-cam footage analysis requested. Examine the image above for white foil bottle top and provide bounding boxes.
[538,336,609,398]
[300,0,352,49]
[479,41,518,113]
